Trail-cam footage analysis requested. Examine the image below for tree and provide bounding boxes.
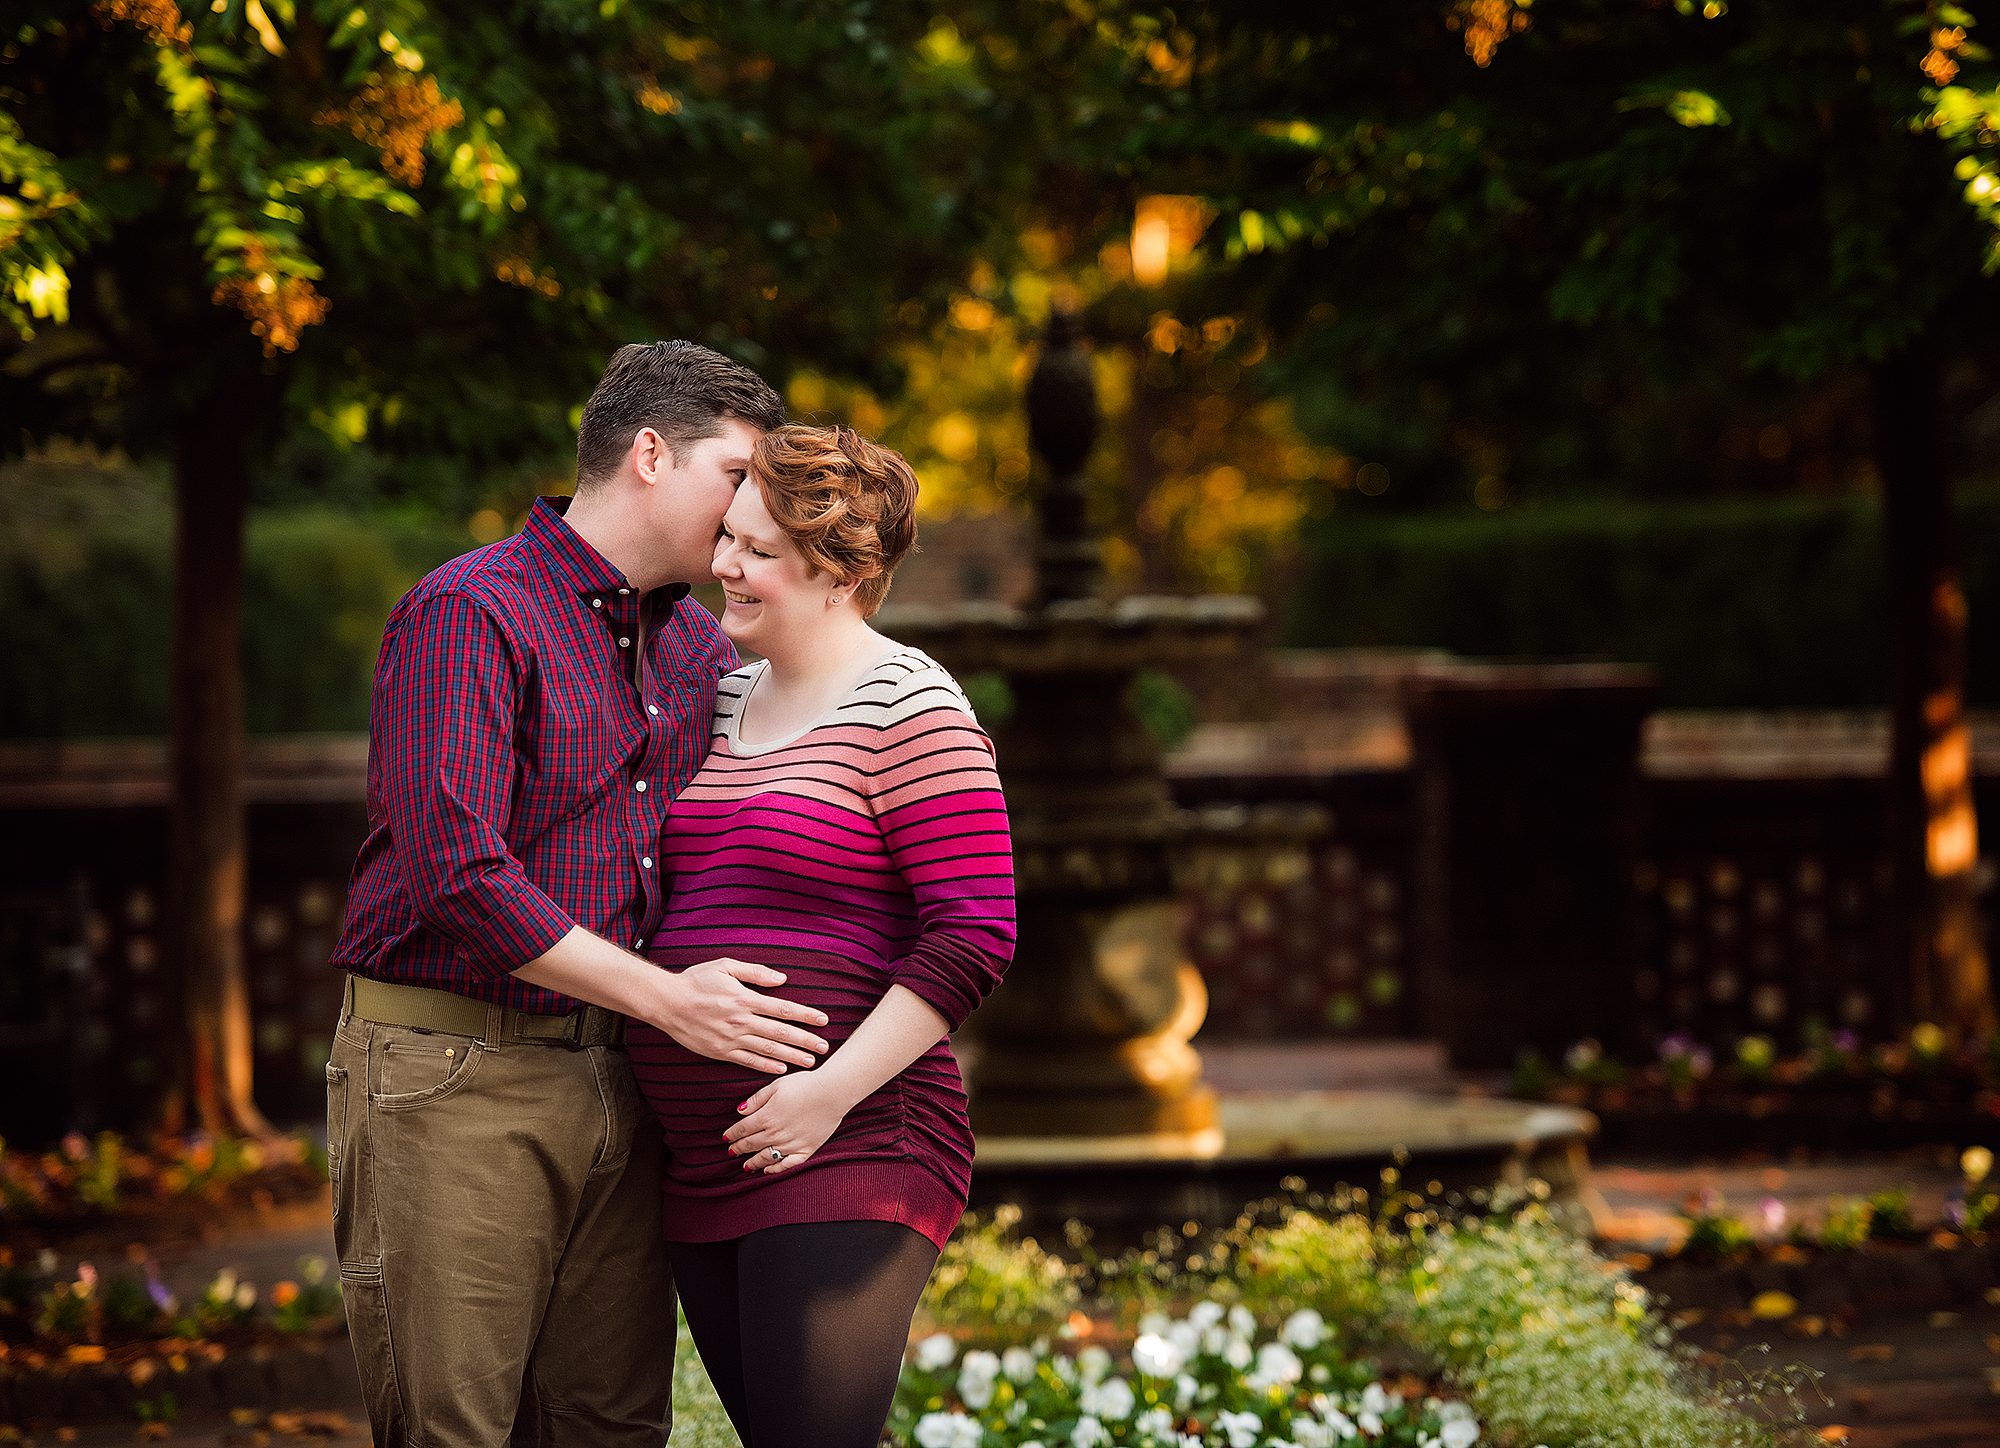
[0,0,1097,1131]
[1105,0,1998,1040]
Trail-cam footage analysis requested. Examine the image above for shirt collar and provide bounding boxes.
[521,496,691,605]
[522,495,631,599]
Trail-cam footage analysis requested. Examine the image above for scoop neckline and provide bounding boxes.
[727,646,922,756]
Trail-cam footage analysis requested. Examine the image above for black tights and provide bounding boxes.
[667,1221,940,1448]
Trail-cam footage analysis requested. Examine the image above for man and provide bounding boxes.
[327,341,828,1447]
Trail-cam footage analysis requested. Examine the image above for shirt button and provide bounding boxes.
[634,780,647,792]
[619,637,631,648]
[634,937,645,950]
[642,856,654,869]
[592,598,603,609]
[648,704,660,716]
[619,588,631,596]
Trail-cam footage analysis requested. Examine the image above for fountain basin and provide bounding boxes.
[968,1087,1597,1244]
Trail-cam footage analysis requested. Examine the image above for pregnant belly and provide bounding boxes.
[626,946,956,1187]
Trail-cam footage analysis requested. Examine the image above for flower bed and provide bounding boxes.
[902,1190,1807,1448]
[0,1132,330,1248]
[0,1163,1811,1446]
[1509,1028,2000,1156]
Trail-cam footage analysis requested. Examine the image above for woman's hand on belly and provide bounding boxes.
[723,1069,860,1176]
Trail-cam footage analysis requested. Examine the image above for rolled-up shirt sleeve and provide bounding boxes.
[869,672,1017,1031]
[374,591,575,976]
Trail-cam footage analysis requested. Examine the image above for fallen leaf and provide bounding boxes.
[1817,1429,1851,1444]
[1794,1315,1827,1337]
[137,1424,170,1441]
[1751,1291,1799,1319]
[1848,1344,1897,1362]
[1930,1311,1962,1329]
[63,1344,107,1365]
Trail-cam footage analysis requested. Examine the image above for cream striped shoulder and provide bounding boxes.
[710,661,764,735]
[846,647,980,729]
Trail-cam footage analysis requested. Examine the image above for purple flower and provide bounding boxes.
[146,1271,177,1314]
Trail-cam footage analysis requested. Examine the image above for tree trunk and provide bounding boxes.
[1876,344,1996,1046]
[160,393,274,1138]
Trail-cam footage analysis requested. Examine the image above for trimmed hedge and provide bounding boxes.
[0,465,472,739]
[1285,486,2000,708]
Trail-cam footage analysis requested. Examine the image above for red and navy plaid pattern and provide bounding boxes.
[331,496,736,1013]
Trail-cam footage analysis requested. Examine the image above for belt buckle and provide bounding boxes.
[561,1009,590,1050]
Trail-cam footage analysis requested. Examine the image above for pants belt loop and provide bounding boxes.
[483,999,506,1048]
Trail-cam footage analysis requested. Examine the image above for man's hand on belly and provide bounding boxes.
[655,956,832,1074]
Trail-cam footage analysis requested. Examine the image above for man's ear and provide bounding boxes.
[632,427,670,485]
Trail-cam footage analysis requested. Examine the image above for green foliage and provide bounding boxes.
[0,465,468,738]
[1679,1205,1756,1260]
[1818,1197,1876,1252]
[921,1205,1081,1345]
[2,2,1117,465]
[1288,486,2000,707]
[1128,668,1198,752]
[1398,1205,1789,1448]
[1113,3,1999,512]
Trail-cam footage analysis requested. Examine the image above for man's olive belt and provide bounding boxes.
[344,975,627,1050]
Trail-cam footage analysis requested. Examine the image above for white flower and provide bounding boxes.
[1439,1418,1479,1448]
[1359,1382,1399,1416]
[1132,1332,1186,1379]
[1226,1303,1257,1339]
[1358,1413,1382,1436]
[1222,1336,1254,1370]
[1173,1372,1199,1410]
[1216,1409,1264,1448]
[1135,1407,1174,1438]
[1437,1402,1476,1425]
[1247,1341,1304,1393]
[1167,1320,1202,1361]
[1138,1310,1171,1336]
[1081,1375,1136,1422]
[958,1349,1001,1410]
[915,1333,958,1371]
[913,1411,977,1448]
[1077,1345,1113,1385]
[1002,1346,1039,1383]
[1321,1407,1358,1440]
[1291,1421,1334,1448]
[1188,1301,1226,1331]
[1281,1308,1327,1350]
[1071,1415,1111,1448]
[1053,1354,1079,1386]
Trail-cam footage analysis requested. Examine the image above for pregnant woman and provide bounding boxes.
[628,423,1016,1448]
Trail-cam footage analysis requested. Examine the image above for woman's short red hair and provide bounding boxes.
[750,423,919,617]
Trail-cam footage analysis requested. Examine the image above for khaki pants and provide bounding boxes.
[327,1009,677,1448]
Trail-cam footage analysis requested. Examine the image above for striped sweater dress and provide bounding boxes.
[629,647,1017,1249]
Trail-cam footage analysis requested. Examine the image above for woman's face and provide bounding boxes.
[711,477,845,655]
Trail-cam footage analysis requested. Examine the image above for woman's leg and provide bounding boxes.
[734,1221,941,1448]
[663,1239,753,1439]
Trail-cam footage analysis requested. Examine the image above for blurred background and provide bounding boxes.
[3,0,1999,1156]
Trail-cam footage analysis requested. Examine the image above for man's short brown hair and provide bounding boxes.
[751,424,919,617]
[575,341,784,487]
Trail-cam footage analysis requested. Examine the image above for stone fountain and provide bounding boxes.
[887,311,1597,1237]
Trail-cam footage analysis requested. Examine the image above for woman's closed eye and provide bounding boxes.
[719,524,776,559]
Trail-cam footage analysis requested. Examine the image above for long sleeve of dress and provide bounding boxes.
[866,667,1017,1031]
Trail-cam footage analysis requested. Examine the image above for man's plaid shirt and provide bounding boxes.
[331,496,735,1013]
